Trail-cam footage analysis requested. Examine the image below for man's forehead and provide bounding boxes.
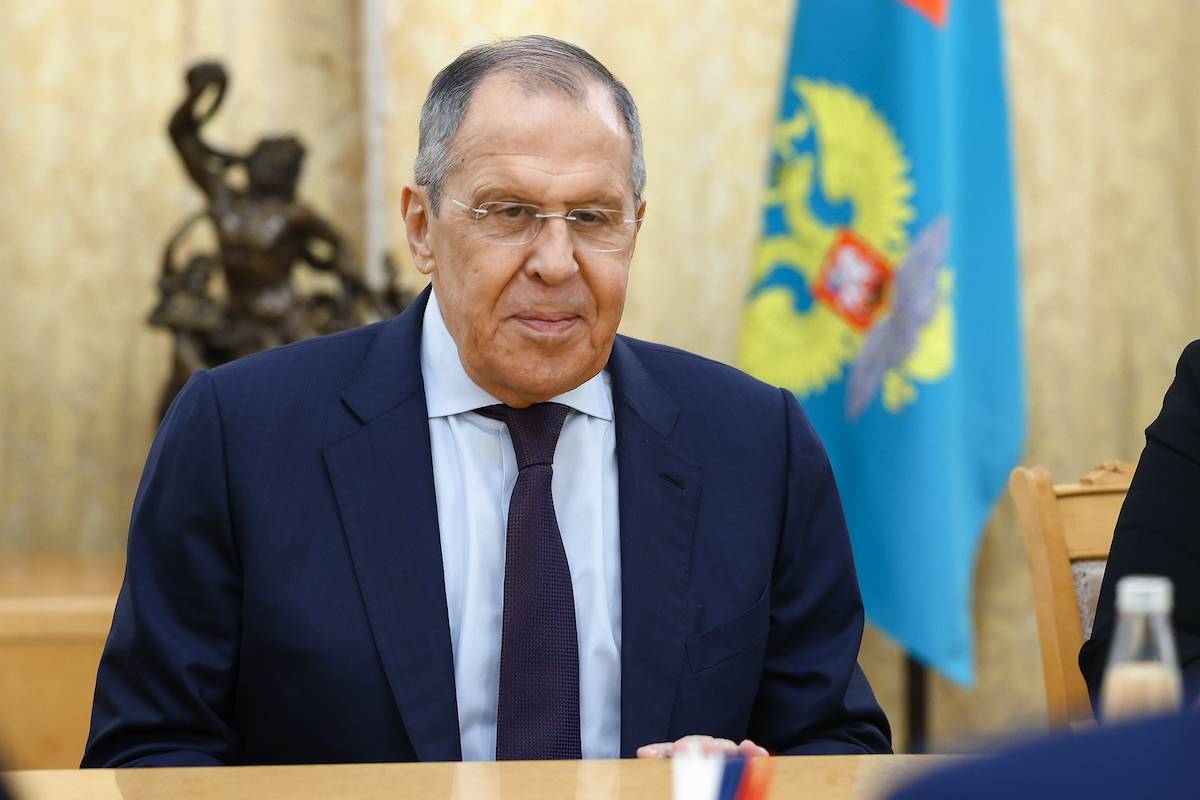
[442,72,635,202]
[454,73,629,157]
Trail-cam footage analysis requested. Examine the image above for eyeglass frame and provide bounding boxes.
[443,195,644,253]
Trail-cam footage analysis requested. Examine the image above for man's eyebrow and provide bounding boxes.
[472,185,629,209]
[575,192,628,210]
[470,187,536,205]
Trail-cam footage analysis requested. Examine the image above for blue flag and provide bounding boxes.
[739,0,1024,685]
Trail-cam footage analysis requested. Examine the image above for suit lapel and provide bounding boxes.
[609,337,702,757]
[323,288,462,762]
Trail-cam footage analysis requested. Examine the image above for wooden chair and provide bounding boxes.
[1009,460,1135,727]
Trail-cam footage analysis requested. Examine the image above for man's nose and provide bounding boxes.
[523,217,579,285]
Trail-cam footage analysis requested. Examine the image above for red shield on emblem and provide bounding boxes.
[814,229,894,331]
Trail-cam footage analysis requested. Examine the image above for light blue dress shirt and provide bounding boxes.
[420,290,622,761]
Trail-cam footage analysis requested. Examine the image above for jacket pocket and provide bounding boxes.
[684,584,770,673]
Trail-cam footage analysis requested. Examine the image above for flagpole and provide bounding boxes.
[905,654,928,753]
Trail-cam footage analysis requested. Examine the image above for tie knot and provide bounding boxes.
[479,403,571,470]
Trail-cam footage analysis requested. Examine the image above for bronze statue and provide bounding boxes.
[151,61,408,416]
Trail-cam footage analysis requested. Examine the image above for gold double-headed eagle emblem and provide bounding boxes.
[739,79,954,420]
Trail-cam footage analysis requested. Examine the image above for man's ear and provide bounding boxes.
[625,198,646,266]
[402,184,435,275]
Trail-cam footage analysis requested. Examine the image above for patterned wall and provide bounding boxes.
[2,0,1198,750]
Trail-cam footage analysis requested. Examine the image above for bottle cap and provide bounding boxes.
[1116,575,1173,614]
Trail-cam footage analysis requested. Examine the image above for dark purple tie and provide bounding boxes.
[481,402,581,760]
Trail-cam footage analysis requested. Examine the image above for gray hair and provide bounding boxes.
[414,35,645,214]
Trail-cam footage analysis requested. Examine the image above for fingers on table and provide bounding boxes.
[637,735,768,759]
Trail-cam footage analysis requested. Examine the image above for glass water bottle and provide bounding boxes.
[1100,575,1182,723]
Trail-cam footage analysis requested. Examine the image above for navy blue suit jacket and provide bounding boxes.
[84,288,889,767]
[890,711,1200,799]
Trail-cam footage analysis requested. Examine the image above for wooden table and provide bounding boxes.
[5,756,943,799]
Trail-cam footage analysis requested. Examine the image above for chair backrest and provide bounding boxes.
[1009,461,1134,727]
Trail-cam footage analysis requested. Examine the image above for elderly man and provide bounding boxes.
[84,36,889,767]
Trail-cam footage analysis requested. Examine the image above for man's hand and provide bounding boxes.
[636,735,769,759]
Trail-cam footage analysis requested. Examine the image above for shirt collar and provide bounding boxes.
[420,289,614,422]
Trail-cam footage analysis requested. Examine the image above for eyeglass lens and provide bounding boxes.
[474,202,635,251]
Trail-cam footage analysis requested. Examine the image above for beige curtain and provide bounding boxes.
[2,0,1198,750]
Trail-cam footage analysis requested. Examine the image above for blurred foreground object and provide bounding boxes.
[889,710,1200,800]
[150,61,409,417]
[1010,461,1132,727]
[670,746,775,800]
